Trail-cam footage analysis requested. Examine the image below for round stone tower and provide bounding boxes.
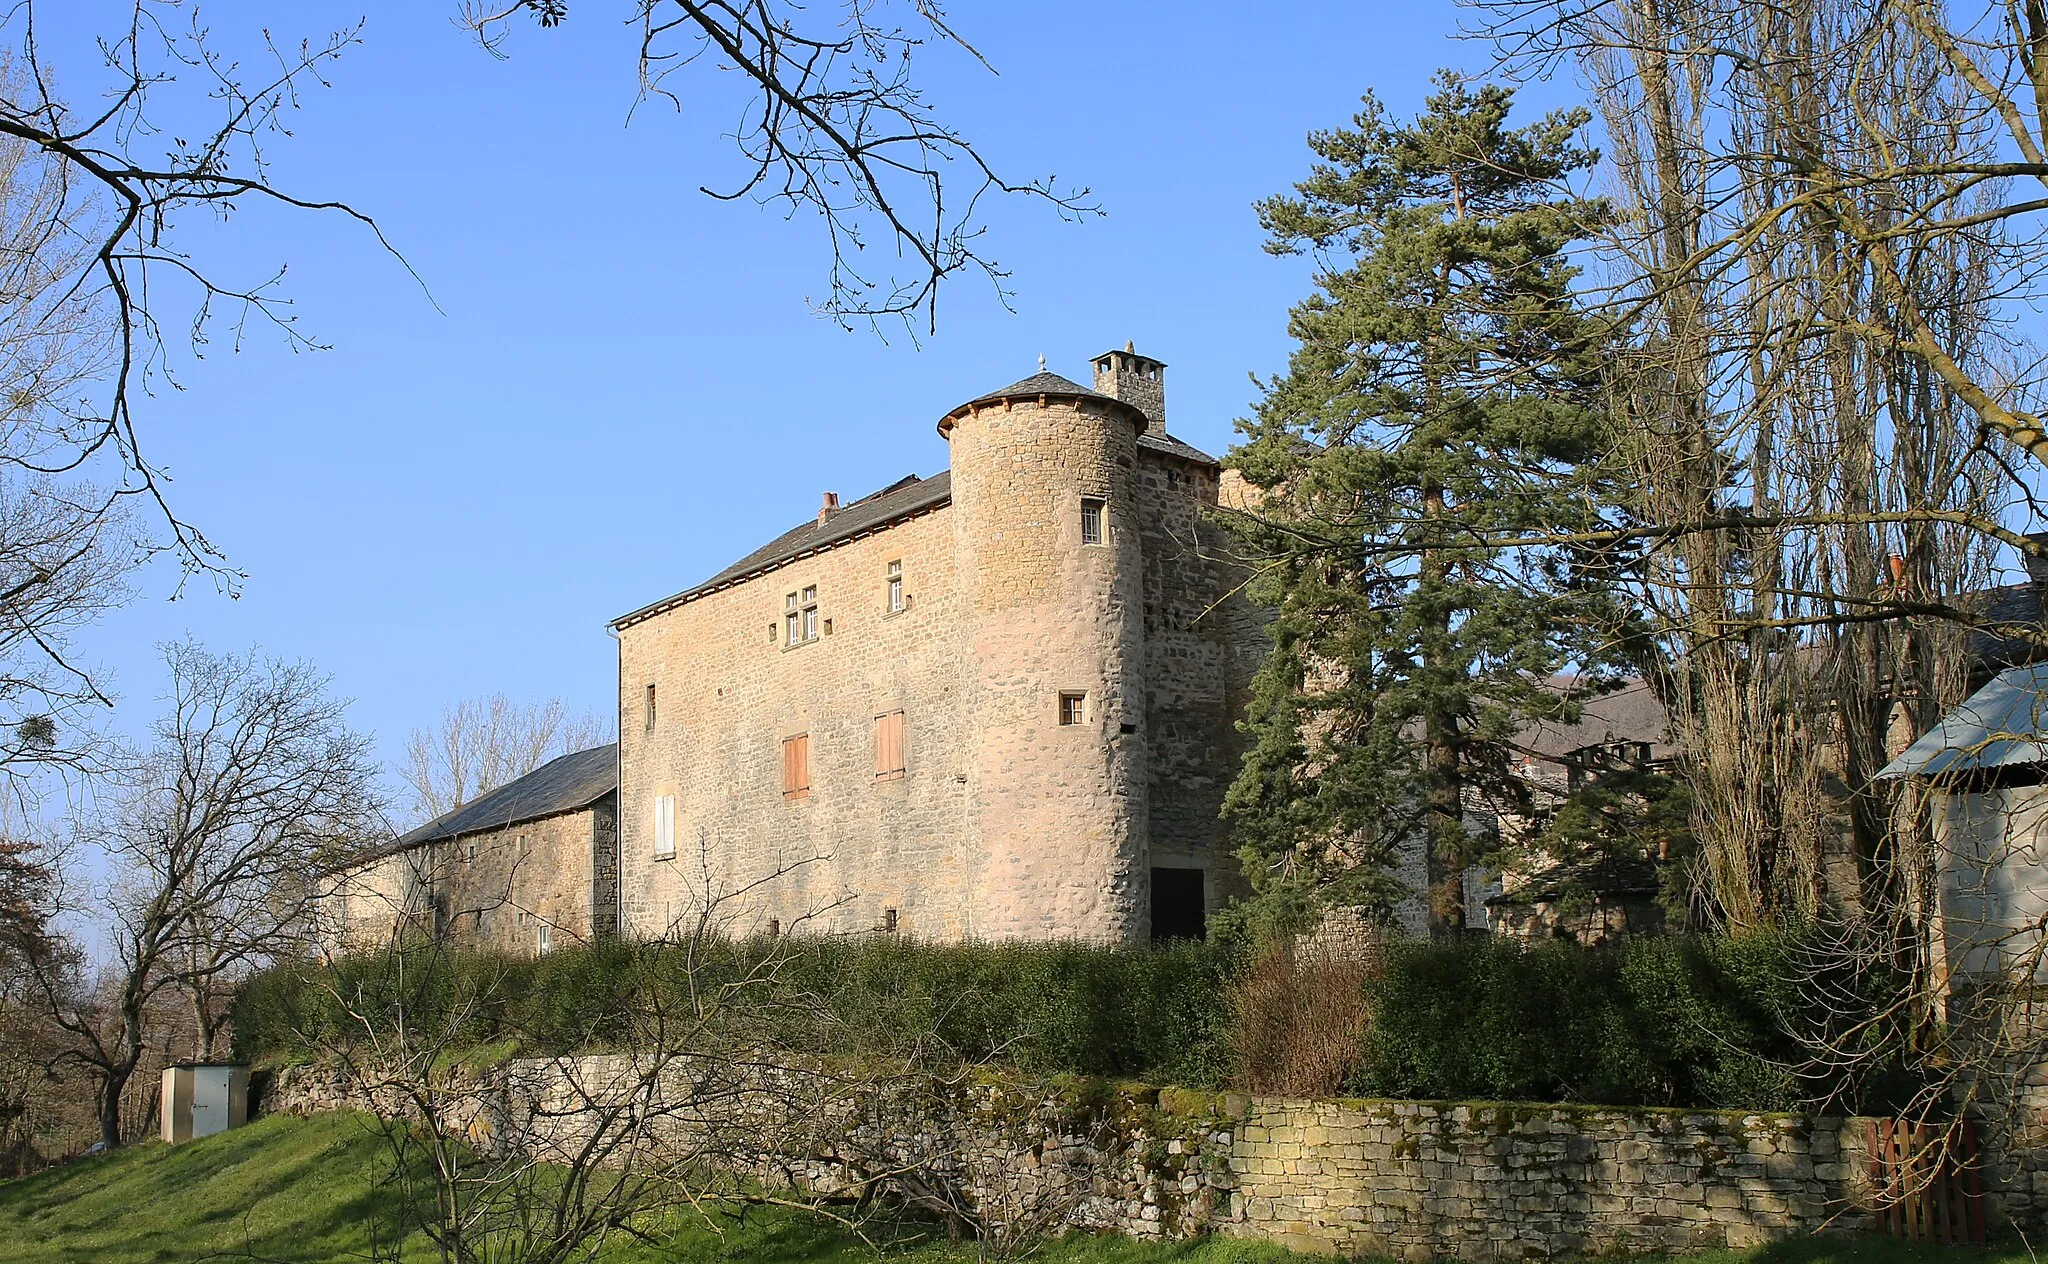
[939,367,1150,942]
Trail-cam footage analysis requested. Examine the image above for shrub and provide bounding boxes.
[1226,948,1373,1097]
[1350,932,1803,1109]
[231,936,1240,1086]
[231,930,1820,1110]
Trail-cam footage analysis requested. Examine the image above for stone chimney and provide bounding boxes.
[1092,341,1166,430]
[819,492,840,526]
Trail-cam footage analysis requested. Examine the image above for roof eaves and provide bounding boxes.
[1137,432,1220,467]
[609,483,951,631]
[938,373,1149,437]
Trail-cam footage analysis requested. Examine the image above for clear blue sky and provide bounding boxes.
[46,1,1586,794]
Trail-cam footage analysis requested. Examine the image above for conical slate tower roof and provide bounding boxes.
[941,369,1149,433]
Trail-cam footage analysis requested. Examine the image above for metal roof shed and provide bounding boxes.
[1879,662,2048,780]
[161,1063,249,1144]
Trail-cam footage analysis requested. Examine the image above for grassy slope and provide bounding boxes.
[0,1113,2036,1264]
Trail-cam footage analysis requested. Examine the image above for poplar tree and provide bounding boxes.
[1223,74,1630,937]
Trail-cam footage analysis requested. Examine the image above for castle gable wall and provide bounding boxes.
[617,504,972,938]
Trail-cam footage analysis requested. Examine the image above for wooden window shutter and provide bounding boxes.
[654,795,676,857]
[783,734,810,799]
[875,711,904,780]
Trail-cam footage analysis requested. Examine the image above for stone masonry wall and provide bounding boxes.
[618,502,974,939]
[1228,1098,1874,1259]
[946,395,1149,941]
[264,1058,1937,1260]
[1133,449,1261,912]
[319,803,608,955]
[613,369,1272,945]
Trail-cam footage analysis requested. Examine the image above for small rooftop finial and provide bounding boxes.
[1038,353,1047,372]
[1125,339,1135,353]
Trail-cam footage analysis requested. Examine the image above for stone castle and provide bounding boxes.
[323,344,1269,950]
[611,345,1265,942]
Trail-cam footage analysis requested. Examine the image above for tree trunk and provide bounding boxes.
[1420,482,1465,937]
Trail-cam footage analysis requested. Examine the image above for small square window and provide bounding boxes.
[1081,498,1106,546]
[1058,692,1088,726]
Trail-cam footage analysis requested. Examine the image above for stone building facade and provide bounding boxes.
[611,346,1264,943]
[318,744,621,956]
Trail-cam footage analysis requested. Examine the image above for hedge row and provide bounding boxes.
[1349,933,1807,1109]
[231,930,1848,1110]
[230,936,1240,1087]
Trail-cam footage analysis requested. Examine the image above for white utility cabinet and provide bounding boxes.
[161,1063,249,1144]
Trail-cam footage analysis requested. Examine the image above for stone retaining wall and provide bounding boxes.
[1228,1098,1870,1259]
[265,1060,1960,1259]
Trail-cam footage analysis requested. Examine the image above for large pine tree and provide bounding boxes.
[1224,74,1630,937]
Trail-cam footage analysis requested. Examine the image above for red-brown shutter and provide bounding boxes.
[875,711,904,780]
[783,734,809,799]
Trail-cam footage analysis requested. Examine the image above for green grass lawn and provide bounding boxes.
[0,1113,2036,1264]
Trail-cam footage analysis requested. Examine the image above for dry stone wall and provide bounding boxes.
[263,1057,1959,1259]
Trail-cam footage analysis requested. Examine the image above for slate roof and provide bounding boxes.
[1968,583,2046,670]
[611,472,953,629]
[337,743,619,869]
[1879,663,2048,778]
[959,370,1131,413]
[612,371,1220,630]
[1514,679,1676,761]
[1139,430,1220,466]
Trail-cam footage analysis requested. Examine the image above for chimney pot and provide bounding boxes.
[819,492,839,526]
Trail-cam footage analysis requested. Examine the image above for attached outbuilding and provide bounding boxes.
[317,743,620,956]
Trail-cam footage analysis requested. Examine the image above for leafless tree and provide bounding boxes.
[401,694,614,827]
[457,0,1096,333]
[0,0,1079,823]
[25,640,383,1148]
[1455,0,2048,1177]
[299,889,1033,1264]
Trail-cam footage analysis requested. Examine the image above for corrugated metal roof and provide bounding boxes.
[1879,663,2048,777]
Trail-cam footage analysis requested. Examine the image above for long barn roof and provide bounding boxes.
[336,743,619,871]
